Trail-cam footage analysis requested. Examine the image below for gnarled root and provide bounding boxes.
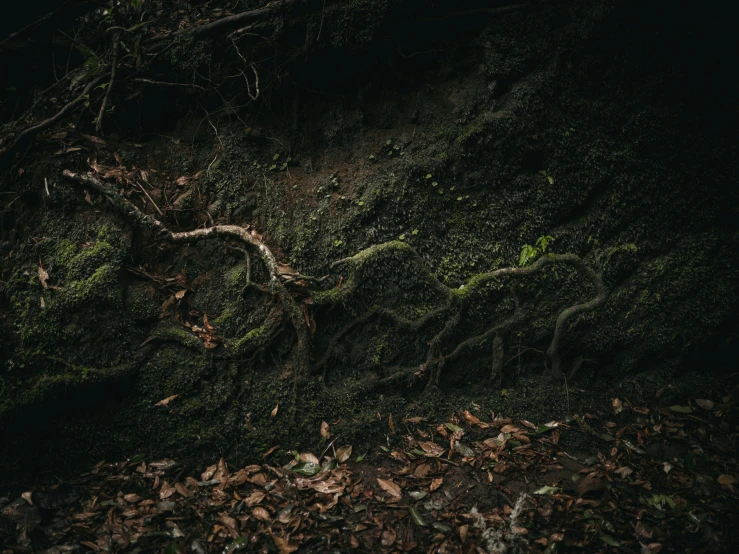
[62,169,311,378]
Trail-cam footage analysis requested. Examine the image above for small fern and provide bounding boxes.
[519,235,554,267]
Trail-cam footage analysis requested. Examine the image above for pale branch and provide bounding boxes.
[62,169,311,378]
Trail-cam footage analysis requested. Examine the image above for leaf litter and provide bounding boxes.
[1,393,737,553]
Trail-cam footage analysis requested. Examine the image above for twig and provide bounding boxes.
[96,32,120,135]
[134,78,206,91]
[317,0,326,42]
[145,0,300,45]
[136,181,162,216]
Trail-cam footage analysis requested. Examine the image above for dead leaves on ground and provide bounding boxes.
[2,392,737,553]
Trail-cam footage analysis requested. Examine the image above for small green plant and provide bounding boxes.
[519,235,554,267]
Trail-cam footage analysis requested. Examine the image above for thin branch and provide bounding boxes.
[96,32,120,135]
[1,73,109,166]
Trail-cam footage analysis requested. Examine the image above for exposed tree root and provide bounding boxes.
[62,169,311,379]
[320,243,608,386]
[62,169,606,388]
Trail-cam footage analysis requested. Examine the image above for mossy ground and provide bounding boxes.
[1,1,738,484]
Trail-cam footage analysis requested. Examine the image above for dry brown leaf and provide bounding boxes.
[463,410,486,427]
[123,494,140,503]
[377,478,402,500]
[174,290,186,300]
[717,474,735,485]
[501,424,521,434]
[576,474,604,496]
[245,491,266,507]
[252,506,270,521]
[430,478,443,491]
[272,534,298,554]
[612,398,623,414]
[321,421,330,439]
[418,441,444,458]
[159,481,176,499]
[404,416,426,423]
[381,527,397,547]
[388,413,395,434]
[213,457,229,483]
[38,265,49,289]
[695,399,715,410]
[271,404,279,418]
[310,480,345,495]
[21,492,33,505]
[300,452,320,464]
[459,524,468,542]
[175,483,191,498]
[201,464,217,481]
[154,394,178,407]
[336,445,353,463]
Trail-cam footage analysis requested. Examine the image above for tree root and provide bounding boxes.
[62,169,311,379]
[62,169,606,387]
[321,246,607,386]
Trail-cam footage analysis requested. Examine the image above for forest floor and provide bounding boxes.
[2,388,737,554]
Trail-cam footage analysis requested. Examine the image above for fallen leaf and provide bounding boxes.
[459,524,468,542]
[388,413,395,434]
[577,474,604,496]
[717,474,735,485]
[174,290,186,300]
[534,485,561,495]
[418,441,445,457]
[336,445,353,463]
[321,421,330,439]
[381,527,397,547]
[612,398,623,414]
[159,481,175,499]
[155,394,179,407]
[291,462,320,476]
[695,399,715,410]
[245,491,265,506]
[272,534,298,554]
[21,492,32,505]
[252,506,270,521]
[377,478,402,500]
[201,464,217,481]
[38,265,49,288]
[669,405,693,414]
[271,404,279,418]
[430,478,443,491]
